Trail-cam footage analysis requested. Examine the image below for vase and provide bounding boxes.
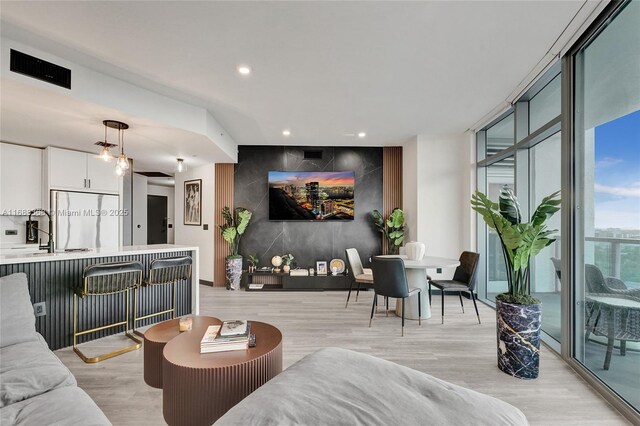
[405,241,425,260]
[225,257,243,290]
[283,265,290,273]
[496,298,541,379]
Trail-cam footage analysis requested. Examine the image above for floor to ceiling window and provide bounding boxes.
[573,0,639,412]
[476,67,562,344]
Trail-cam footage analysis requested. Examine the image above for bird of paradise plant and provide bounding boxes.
[471,186,561,305]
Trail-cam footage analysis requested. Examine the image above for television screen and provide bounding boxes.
[268,171,355,220]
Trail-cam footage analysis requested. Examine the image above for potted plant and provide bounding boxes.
[281,254,294,273]
[248,254,259,273]
[371,208,405,255]
[218,206,252,290]
[471,186,560,379]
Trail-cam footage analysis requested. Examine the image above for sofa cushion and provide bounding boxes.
[0,273,37,348]
[0,334,76,408]
[0,384,111,426]
[215,347,528,426]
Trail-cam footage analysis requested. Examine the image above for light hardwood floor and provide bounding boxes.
[55,286,630,425]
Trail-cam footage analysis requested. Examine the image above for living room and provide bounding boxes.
[1,1,639,425]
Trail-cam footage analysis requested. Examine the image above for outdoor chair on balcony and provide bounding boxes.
[585,264,640,298]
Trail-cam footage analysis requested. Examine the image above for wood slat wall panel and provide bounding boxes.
[0,251,193,350]
[382,146,403,254]
[214,164,235,287]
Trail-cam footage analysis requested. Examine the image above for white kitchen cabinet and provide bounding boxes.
[47,147,119,193]
[0,143,42,215]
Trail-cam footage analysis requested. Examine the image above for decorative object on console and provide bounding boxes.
[405,241,425,261]
[289,268,309,277]
[185,179,202,226]
[371,208,405,255]
[316,261,327,275]
[472,186,560,379]
[218,206,253,290]
[248,254,259,273]
[271,255,283,273]
[309,268,315,275]
[329,258,346,274]
[281,254,294,273]
[268,171,355,221]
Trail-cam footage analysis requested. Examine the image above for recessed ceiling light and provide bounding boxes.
[282,129,291,136]
[237,65,251,75]
[358,132,366,138]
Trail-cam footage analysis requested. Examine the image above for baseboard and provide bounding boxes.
[199,279,214,287]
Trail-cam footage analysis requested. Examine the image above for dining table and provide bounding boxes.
[377,255,460,320]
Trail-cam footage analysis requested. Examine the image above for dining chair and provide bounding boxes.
[345,248,374,308]
[370,256,421,336]
[429,251,480,325]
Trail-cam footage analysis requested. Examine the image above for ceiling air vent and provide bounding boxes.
[10,49,71,89]
[303,150,322,160]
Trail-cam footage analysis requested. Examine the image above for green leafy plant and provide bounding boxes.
[281,254,294,266]
[218,207,253,258]
[371,208,405,255]
[248,254,259,266]
[471,186,560,305]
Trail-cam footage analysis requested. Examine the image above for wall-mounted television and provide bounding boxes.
[269,171,355,221]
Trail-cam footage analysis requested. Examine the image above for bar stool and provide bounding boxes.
[73,261,143,363]
[133,256,192,337]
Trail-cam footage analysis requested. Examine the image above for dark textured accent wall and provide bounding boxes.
[234,146,383,269]
[0,250,194,350]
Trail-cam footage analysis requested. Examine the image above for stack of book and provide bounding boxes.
[200,320,251,354]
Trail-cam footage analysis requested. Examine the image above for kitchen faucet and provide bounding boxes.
[28,209,54,253]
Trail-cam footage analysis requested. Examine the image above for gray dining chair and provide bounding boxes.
[370,256,421,336]
[429,251,480,325]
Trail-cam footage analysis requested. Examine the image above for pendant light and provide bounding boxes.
[175,158,186,173]
[98,124,114,162]
[102,120,129,176]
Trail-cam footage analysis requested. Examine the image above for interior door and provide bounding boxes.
[147,195,168,245]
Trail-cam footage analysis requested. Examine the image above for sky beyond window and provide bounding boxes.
[268,171,355,187]
[594,109,640,230]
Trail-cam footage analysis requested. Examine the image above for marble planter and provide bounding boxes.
[496,299,541,379]
[225,257,243,290]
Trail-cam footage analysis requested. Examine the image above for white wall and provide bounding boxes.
[403,132,475,279]
[132,174,148,245]
[147,184,175,244]
[174,164,214,283]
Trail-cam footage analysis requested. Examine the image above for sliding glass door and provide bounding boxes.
[573,0,639,412]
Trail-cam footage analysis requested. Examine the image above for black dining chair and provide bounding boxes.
[370,257,421,336]
[429,251,480,325]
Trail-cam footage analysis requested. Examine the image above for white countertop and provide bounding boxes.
[0,244,199,265]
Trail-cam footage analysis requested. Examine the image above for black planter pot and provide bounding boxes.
[496,299,541,379]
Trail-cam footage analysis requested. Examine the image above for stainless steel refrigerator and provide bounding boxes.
[51,191,119,250]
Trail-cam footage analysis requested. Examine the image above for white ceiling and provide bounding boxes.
[1,1,588,160]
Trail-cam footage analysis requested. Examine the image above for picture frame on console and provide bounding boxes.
[184,179,202,226]
[316,261,327,275]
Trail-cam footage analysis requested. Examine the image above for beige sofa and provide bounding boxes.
[0,273,111,425]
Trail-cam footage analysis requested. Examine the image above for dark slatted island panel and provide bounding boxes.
[0,250,195,350]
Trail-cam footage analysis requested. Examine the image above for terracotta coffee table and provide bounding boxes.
[162,320,283,426]
[143,316,221,388]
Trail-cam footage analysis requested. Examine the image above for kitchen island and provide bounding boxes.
[0,244,199,350]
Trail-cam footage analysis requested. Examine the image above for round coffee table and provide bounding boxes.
[162,320,283,426]
[143,316,221,388]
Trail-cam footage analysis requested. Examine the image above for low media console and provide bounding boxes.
[243,271,351,291]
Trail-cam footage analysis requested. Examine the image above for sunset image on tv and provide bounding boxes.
[268,171,355,220]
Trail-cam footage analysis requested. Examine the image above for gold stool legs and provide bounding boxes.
[73,289,142,363]
[133,282,177,338]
